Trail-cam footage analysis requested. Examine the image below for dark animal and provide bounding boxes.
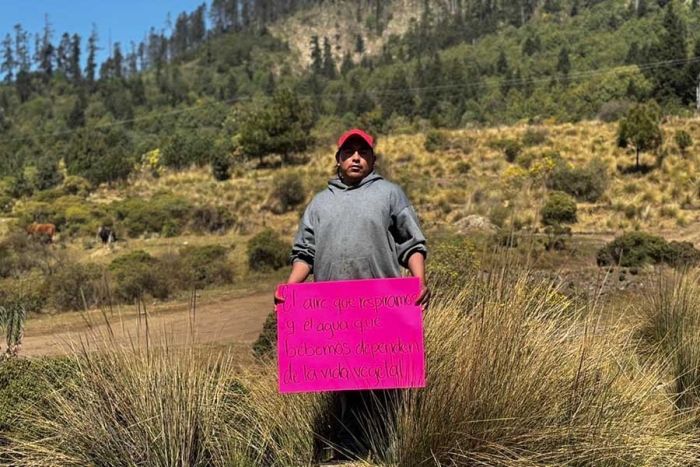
[97,226,116,245]
[26,222,56,243]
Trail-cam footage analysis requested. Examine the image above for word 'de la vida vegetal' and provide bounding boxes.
[276,277,425,393]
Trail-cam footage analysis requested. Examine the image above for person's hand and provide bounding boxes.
[274,285,286,309]
[415,280,431,311]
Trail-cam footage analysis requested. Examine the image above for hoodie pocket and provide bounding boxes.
[329,257,376,281]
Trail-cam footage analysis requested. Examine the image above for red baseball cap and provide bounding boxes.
[337,128,374,150]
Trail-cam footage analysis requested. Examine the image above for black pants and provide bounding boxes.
[315,389,401,461]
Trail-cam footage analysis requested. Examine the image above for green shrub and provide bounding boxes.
[211,153,232,181]
[424,130,448,153]
[664,241,700,268]
[426,233,478,294]
[253,310,277,359]
[46,261,103,312]
[189,205,236,234]
[178,245,234,289]
[541,191,577,226]
[270,172,306,213]
[675,130,692,154]
[32,157,64,192]
[456,161,472,174]
[108,251,170,303]
[547,158,608,202]
[489,138,522,162]
[521,128,548,147]
[0,243,13,279]
[112,193,192,238]
[595,232,700,268]
[0,273,48,315]
[61,175,92,197]
[161,129,217,170]
[247,229,290,272]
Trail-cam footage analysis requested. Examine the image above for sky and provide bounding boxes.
[0,0,207,65]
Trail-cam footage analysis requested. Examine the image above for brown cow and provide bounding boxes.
[26,222,56,243]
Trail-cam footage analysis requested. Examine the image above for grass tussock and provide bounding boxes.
[637,269,700,420]
[388,265,699,466]
[6,265,700,465]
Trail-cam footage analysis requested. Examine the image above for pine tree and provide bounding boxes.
[355,34,365,55]
[241,0,251,29]
[172,12,189,57]
[210,0,227,33]
[496,50,509,75]
[86,24,99,86]
[39,14,55,78]
[69,33,82,83]
[340,52,354,75]
[56,32,71,75]
[626,42,640,65]
[648,2,687,100]
[113,42,124,79]
[382,70,415,119]
[310,36,322,75]
[522,35,540,56]
[1,34,14,82]
[322,37,336,79]
[190,4,207,48]
[557,46,571,85]
[14,24,30,73]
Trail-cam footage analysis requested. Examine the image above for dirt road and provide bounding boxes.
[20,291,273,357]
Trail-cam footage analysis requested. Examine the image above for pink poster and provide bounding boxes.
[276,277,426,393]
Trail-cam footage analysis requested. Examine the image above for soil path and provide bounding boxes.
[20,291,273,357]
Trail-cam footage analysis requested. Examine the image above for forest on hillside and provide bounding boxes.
[0,0,699,194]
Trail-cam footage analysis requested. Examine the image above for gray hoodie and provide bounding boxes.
[291,172,427,282]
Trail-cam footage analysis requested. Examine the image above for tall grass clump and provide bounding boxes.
[383,264,698,466]
[0,333,326,467]
[1,343,240,466]
[636,269,700,418]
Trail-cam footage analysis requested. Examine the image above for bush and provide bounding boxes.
[178,244,234,289]
[253,310,277,359]
[32,157,64,192]
[211,153,232,181]
[61,175,92,197]
[426,233,479,295]
[270,172,306,214]
[595,231,700,268]
[547,158,608,202]
[664,241,700,268]
[46,261,103,312]
[424,130,448,153]
[112,193,192,237]
[675,130,692,154]
[108,251,170,303]
[489,138,522,162]
[456,161,472,174]
[161,129,217,170]
[541,191,577,226]
[247,229,290,272]
[521,128,548,147]
[0,273,48,315]
[597,100,633,123]
[189,205,236,234]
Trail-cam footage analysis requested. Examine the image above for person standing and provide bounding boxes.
[275,128,429,461]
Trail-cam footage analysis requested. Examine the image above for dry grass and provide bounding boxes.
[6,262,700,465]
[101,118,700,238]
[384,264,699,466]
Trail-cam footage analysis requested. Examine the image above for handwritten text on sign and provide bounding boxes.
[276,277,425,393]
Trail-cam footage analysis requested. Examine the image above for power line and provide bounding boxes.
[1,54,698,146]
